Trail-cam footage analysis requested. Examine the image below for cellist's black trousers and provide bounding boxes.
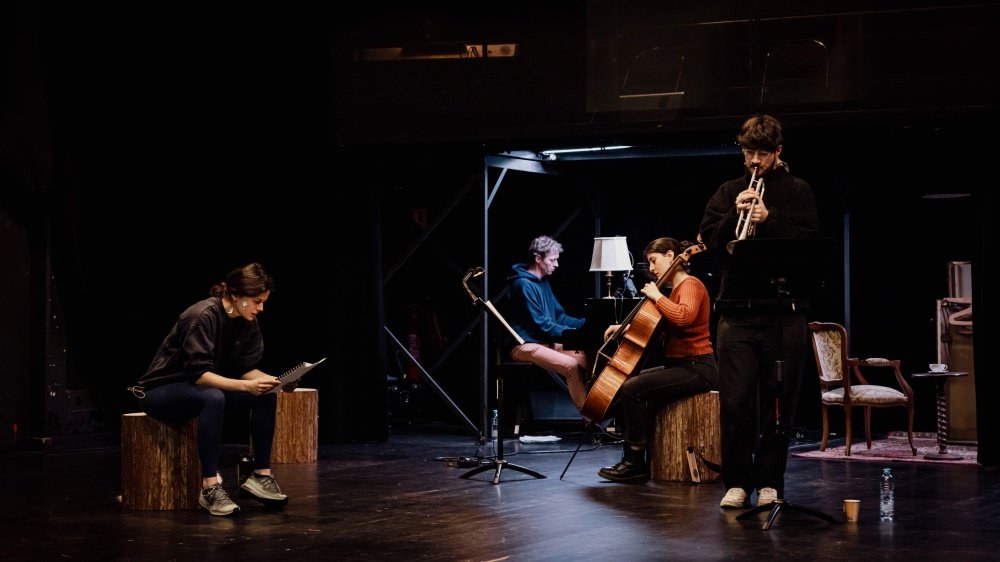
[611,354,718,447]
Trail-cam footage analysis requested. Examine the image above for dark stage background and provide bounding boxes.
[1,2,994,461]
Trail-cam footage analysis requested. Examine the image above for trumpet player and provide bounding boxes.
[698,114,819,510]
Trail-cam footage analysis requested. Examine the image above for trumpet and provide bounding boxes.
[728,168,765,253]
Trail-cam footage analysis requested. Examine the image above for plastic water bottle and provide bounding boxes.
[491,409,499,439]
[879,467,895,521]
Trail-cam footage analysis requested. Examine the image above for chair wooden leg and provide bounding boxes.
[844,404,853,456]
[820,406,830,451]
[864,406,873,450]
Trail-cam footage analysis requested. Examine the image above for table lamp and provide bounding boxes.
[589,236,632,298]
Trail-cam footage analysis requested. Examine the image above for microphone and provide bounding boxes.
[622,272,638,298]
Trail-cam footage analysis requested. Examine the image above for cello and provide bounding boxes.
[579,242,706,422]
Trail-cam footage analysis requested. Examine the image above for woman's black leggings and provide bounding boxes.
[141,382,277,478]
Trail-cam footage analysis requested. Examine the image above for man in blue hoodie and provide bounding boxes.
[507,235,589,410]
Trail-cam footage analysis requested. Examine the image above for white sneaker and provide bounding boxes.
[720,487,749,508]
[757,487,779,506]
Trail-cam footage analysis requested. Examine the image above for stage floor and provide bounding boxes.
[3,423,998,561]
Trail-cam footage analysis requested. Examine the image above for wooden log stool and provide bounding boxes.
[268,388,319,463]
[649,390,721,483]
[120,412,201,510]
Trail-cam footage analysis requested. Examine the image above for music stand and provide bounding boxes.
[724,238,839,529]
[459,268,546,484]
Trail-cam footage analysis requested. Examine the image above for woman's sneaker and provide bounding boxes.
[199,484,240,516]
[240,473,289,507]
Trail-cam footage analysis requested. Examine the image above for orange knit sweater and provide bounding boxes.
[652,276,714,358]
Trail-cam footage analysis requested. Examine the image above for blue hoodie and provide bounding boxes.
[507,263,585,344]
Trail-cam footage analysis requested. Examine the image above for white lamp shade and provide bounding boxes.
[589,236,632,272]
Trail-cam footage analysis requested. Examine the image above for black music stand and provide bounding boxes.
[724,238,839,529]
[460,268,546,484]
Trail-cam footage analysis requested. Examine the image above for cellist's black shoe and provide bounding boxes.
[598,448,649,482]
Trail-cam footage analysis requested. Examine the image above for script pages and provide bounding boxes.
[268,357,327,393]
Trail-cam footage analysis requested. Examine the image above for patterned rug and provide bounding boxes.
[791,431,979,466]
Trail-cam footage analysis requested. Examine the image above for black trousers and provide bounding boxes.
[141,382,278,478]
[716,311,808,496]
[611,354,718,447]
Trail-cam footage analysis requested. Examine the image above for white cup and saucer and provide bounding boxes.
[929,363,948,373]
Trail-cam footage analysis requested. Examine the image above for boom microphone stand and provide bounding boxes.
[725,239,838,529]
[459,267,545,484]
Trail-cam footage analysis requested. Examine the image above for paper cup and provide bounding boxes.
[843,499,861,522]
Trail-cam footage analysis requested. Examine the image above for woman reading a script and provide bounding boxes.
[130,262,292,516]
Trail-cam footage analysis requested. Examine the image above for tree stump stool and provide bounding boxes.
[269,388,319,463]
[650,390,721,483]
[120,412,201,510]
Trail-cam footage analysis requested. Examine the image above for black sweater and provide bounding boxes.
[699,164,819,304]
[138,297,263,389]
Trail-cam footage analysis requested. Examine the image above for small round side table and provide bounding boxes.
[911,371,969,460]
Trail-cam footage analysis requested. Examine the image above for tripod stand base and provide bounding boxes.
[459,460,546,484]
[736,499,839,530]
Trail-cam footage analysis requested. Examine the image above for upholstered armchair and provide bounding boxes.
[807,322,916,456]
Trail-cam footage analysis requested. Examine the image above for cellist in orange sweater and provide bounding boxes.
[597,237,718,482]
